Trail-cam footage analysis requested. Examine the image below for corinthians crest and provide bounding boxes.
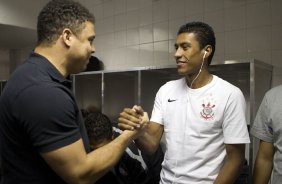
[200,102,215,120]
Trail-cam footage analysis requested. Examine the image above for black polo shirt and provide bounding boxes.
[0,52,90,184]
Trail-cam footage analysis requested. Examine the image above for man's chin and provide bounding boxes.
[177,69,188,76]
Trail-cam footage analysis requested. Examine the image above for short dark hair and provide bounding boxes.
[177,22,216,65]
[37,0,95,45]
[84,112,113,145]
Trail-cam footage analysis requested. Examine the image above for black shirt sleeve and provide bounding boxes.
[15,84,81,152]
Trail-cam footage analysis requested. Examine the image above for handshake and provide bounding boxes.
[118,105,150,139]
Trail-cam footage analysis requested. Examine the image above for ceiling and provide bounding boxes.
[0,24,37,50]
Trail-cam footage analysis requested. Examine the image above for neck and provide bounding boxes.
[34,44,68,77]
[186,70,213,89]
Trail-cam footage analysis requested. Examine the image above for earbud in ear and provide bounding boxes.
[203,51,207,59]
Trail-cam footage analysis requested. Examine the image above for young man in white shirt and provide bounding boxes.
[118,21,250,184]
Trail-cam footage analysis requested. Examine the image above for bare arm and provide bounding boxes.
[41,130,137,184]
[134,121,164,154]
[118,107,164,154]
[214,144,245,184]
[252,140,274,184]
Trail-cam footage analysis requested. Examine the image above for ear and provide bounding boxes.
[62,28,73,47]
[203,45,212,59]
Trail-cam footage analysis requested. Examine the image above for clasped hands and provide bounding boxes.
[118,105,149,139]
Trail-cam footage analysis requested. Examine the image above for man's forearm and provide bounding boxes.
[252,157,273,184]
[214,156,244,184]
[134,132,159,154]
[85,130,137,182]
[45,131,136,184]
[214,144,245,184]
[134,121,163,155]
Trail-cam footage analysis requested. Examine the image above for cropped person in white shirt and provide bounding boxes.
[118,21,250,184]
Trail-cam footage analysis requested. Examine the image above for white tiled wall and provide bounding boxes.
[1,0,281,87]
[0,0,48,29]
[89,0,282,87]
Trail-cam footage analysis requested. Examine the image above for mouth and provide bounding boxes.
[176,60,187,66]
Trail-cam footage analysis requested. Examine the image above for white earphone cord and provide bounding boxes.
[190,52,206,88]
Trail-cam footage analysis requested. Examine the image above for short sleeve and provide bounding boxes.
[150,86,165,125]
[15,84,81,152]
[222,88,250,144]
[251,94,273,143]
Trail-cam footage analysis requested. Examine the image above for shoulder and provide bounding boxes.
[211,76,245,107]
[16,83,75,116]
[163,77,184,87]
[215,76,243,96]
[22,83,72,101]
[265,85,282,98]
[158,77,185,92]
[262,85,282,107]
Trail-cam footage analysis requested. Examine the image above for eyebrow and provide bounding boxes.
[174,42,191,48]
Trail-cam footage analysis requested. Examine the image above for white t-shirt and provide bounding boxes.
[151,75,250,184]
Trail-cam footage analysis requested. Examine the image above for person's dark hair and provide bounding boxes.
[37,0,95,45]
[177,21,216,65]
[84,112,113,145]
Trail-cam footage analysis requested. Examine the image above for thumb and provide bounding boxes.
[141,112,149,124]
[132,105,144,115]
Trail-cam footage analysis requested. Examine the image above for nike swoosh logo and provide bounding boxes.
[168,99,177,102]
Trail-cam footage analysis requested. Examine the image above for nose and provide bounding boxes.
[91,44,96,53]
[174,48,182,59]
